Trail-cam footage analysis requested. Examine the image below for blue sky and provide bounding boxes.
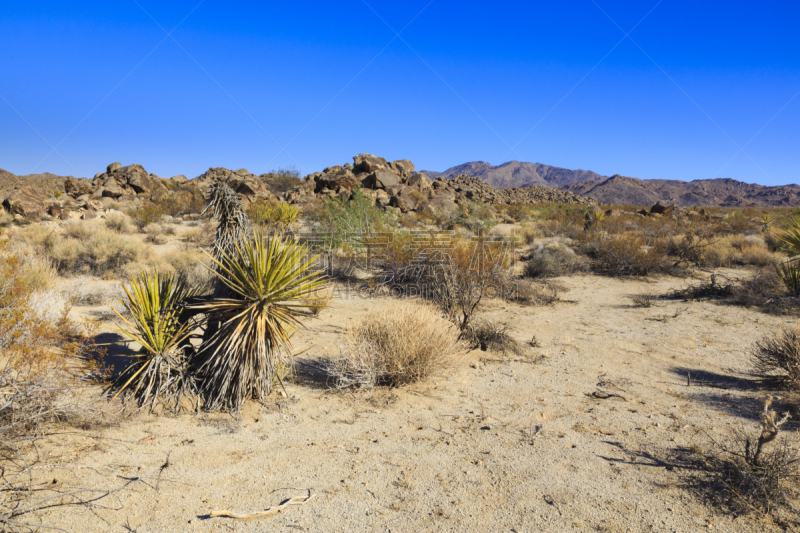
[1,1,798,185]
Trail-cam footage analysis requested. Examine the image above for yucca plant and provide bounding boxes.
[776,261,800,295]
[109,270,199,412]
[189,231,328,411]
[775,217,800,256]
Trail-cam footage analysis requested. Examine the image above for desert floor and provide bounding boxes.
[34,266,799,533]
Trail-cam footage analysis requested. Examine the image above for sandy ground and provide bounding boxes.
[34,265,800,533]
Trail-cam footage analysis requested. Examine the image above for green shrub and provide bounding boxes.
[319,189,390,249]
[129,202,165,230]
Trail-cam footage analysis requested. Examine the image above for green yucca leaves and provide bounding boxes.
[190,231,328,411]
[776,261,800,295]
[110,270,199,411]
[775,217,800,256]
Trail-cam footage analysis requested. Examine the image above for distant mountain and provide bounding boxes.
[561,175,800,208]
[421,161,606,189]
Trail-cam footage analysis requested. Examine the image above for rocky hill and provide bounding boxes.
[0,155,595,221]
[561,175,800,208]
[422,161,607,188]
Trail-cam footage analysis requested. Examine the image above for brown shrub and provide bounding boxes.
[524,240,588,278]
[517,222,536,246]
[473,320,529,357]
[50,230,148,277]
[583,233,669,276]
[508,279,562,306]
[325,301,461,389]
[129,201,165,230]
[302,285,334,316]
[104,211,133,234]
[752,326,800,388]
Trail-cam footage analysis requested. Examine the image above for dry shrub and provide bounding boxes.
[517,222,536,245]
[509,279,561,306]
[631,293,654,308]
[49,230,149,277]
[62,219,95,240]
[0,246,109,529]
[583,233,669,276]
[302,285,334,316]
[473,320,529,357]
[752,326,800,388]
[183,222,215,247]
[325,301,460,389]
[104,211,133,234]
[524,240,588,278]
[129,201,165,230]
[699,398,799,517]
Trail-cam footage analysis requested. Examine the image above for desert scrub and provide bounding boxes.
[318,189,391,249]
[49,229,149,277]
[129,201,165,230]
[104,211,133,234]
[524,239,588,278]
[0,246,108,529]
[442,200,497,234]
[325,301,460,389]
[698,398,799,517]
[751,326,800,388]
[582,233,670,276]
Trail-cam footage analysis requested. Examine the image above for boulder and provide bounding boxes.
[650,201,674,215]
[407,172,432,190]
[375,189,390,206]
[107,161,121,173]
[370,168,400,189]
[427,194,458,212]
[353,153,387,173]
[102,184,125,199]
[316,168,357,194]
[64,176,93,197]
[390,186,419,213]
[389,159,415,180]
[3,187,47,219]
[170,175,188,185]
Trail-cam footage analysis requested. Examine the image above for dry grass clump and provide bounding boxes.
[62,219,95,240]
[524,240,588,278]
[752,326,800,388]
[631,293,655,308]
[583,233,670,276]
[183,222,215,247]
[699,398,799,517]
[508,279,561,306]
[50,230,148,277]
[129,201,165,230]
[104,211,133,234]
[143,223,167,244]
[325,301,460,389]
[473,320,528,357]
[517,222,537,246]
[302,285,334,316]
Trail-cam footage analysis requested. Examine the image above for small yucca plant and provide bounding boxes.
[110,270,199,412]
[776,261,800,295]
[190,231,328,411]
[775,217,800,256]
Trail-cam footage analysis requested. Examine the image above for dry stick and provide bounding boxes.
[155,451,171,491]
[210,491,315,519]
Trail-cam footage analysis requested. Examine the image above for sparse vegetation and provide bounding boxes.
[699,398,799,517]
[524,240,588,278]
[325,301,460,389]
[752,326,800,388]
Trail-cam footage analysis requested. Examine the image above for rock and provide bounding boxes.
[375,189,390,206]
[389,159,415,180]
[107,162,121,173]
[316,168,357,194]
[3,187,47,219]
[390,186,417,212]
[91,188,105,199]
[407,172,432,190]
[47,202,62,218]
[370,169,400,189]
[64,176,93,197]
[353,153,387,173]
[427,194,458,212]
[650,201,674,215]
[170,175,188,185]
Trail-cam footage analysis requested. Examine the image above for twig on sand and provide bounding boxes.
[209,490,315,520]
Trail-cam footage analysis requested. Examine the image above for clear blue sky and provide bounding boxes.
[1,1,798,185]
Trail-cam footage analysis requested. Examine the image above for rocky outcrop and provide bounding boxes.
[3,187,48,219]
[282,154,596,214]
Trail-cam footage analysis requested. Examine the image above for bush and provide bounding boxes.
[518,222,536,246]
[319,189,390,249]
[752,326,800,388]
[583,233,669,276]
[699,398,799,517]
[325,301,460,389]
[508,279,561,306]
[473,320,528,357]
[104,211,133,234]
[261,167,303,194]
[129,202,165,230]
[62,220,95,240]
[443,201,497,234]
[247,201,300,230]
[0,247,107,528]
[50,230,148,277]
[524,240,588,278]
